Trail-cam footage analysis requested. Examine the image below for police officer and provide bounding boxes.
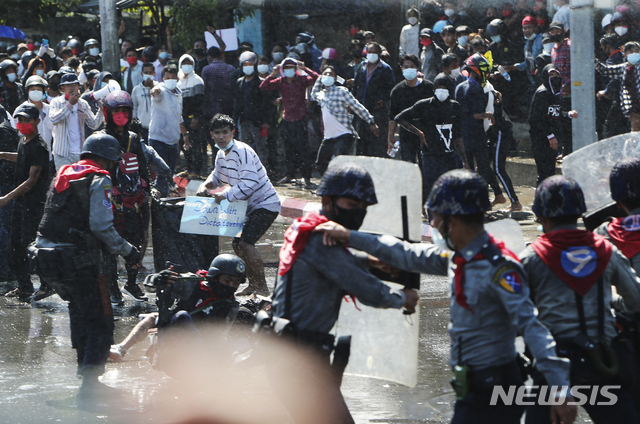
[594,158,640,417]
[316,169,576,424]
[82,39,102,72]
[271,162,419,424]
[520,175,640,423]
[34,133,140,401]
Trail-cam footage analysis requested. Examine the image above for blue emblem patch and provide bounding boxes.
[560,246,597,277]
[621,215,640,232]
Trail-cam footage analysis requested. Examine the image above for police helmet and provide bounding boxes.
[25,75,48,89]
[463,53,491,81]
[21,51,36,69]
[610,157,640,204]
[84,38,99,49]
[206,254,247,284]
[81,133,122,161]
[297,32,314,45]
[317,162,378,205]
[426,169,490,215]
[486,19,507,37]
[0,59,18,72]
[532,175,586,218]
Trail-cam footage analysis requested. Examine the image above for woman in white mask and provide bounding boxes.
[399,6,421,58]
[388,54,436,163]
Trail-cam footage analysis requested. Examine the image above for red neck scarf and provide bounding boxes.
[54,159,110,193]
[453,234,519,312]
[279,212,329,276]
[531,229,612,297]
[608,215,640,260]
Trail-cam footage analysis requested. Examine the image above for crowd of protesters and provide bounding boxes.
[1,0,640,302]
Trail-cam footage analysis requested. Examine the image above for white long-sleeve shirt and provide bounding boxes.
[149,83,183,144]
[399,23,421,57]
[132,81,157,130]
[49,95,104,158]
[208,140,281,214]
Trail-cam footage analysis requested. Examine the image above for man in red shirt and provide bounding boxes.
[260,57,318,187]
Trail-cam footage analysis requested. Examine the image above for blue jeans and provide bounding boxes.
[0,182,14,279]
[150,140,178,197]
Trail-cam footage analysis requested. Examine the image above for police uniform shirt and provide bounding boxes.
[15,133,50,206]
[394,97,461,156]
[347,230,572,388]
[595,213,640,276]
[519,224,640,344]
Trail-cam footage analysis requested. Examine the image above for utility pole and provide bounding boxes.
[99,0,120,80]
[570,0,597,150]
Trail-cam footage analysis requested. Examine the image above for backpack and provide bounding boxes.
[112,134,147,213]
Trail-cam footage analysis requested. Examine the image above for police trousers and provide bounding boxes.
[38,247,114,375]
[452,360,525,424]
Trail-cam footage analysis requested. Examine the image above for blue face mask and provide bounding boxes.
[215,139,235,151]
[402,68,418,81]
[284,68,296,78]
[627,53,640,65]
[159,51,170,60]
[182,64,194,75]
[35,69,44,77]
[491,35,501,43]
[101,82,107,89]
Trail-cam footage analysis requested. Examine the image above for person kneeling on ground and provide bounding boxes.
[196,114,281,296]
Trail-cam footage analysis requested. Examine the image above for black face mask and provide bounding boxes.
[549,76,562,95]
[333,204,367,230]
[351,50,362,59]
[49,82,59,91]
[210,279,237,299]
[194,48,207,57]
[549,34,563,43]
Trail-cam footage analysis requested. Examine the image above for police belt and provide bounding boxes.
[468,359,522,391]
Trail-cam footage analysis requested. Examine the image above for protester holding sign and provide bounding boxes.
[196,114,280,297]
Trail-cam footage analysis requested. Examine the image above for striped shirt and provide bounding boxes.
[49,95,104,158]
[209,140,281,214]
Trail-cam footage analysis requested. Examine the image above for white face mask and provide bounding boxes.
[450,67,461,79]
[272,52,284,63]
[284,68,296,78]
[445,8,455,17]
[321,75,335,86]
[615,26,628,37]
[458,35,468,47]
[367,53,379,63]
[431,224,451,251]
[182,64,194,75]
[257,64,269,74]
[143,74,154,81]
[543,43,554,54]
[35,69,44,77]
[164,78,178,90]
[29,90,44,102]
[408,17,418,25]
[243,65,255,76]
[435,88,450,102]
[89,47,100,56]
[402,68,418,80]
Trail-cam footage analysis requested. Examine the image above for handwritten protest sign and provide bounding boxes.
[179,196,247,237]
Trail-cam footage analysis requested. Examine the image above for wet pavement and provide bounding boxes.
[0,183,595,423]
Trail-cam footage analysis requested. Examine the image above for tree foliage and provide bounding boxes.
[0,0,83,27]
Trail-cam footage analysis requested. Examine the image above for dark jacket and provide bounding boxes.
[352,60,396,111]
[528,64,571,143]
[102,128,150,193]
[233,76,268,126]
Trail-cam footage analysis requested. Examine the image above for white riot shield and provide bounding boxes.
[562,133,640,211]
[327,156,422,387]
[486,219,526,254]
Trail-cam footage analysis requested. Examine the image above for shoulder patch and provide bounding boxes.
[103,184,112,203]
[493,264,522,294]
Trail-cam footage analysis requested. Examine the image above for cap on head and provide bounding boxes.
[25,75,47,89]
[317,162,378,205]
[532,175,586,217]
[206,254,247,283]
[610,157,640,203]
[320,48,338,60]
[420,28,434,38]
[549,21,564,31]
[59,73,79,86]
[14,103,40,120]
[81,133,122,161]
[426,169,490,215]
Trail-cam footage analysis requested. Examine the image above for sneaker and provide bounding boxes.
[110,291,125,307]
[277,176,293,185]
[304,179,317,189]
[108,344,127,362]
[122,284,148,302]
[32,287,55,301]
[4,288,33,301]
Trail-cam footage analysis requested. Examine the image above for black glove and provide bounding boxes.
[124,246,141,267]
